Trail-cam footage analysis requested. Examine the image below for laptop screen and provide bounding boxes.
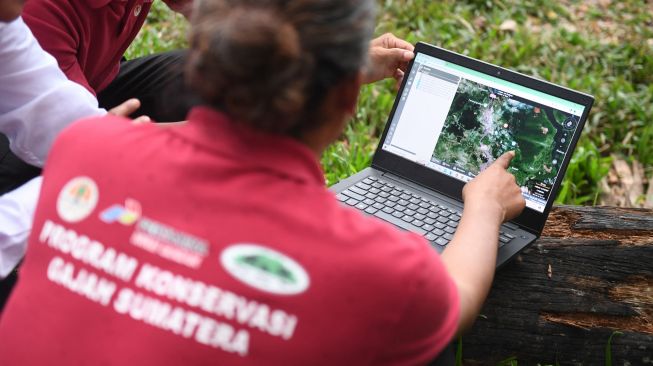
[381,52,586,213]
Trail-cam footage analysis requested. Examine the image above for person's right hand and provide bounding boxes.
[462,151,526,223]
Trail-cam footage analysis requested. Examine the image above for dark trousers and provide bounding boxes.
[0,50,193,311]
[429,342,456,366]
[0,135,41,195]
[98,50,197,122]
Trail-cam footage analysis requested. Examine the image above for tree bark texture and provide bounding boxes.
[462,205,653,365]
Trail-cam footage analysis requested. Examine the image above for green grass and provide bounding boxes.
[128,0,653,205]
[605,331,623,366]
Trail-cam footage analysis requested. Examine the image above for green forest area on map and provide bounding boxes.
[432,78,578,196]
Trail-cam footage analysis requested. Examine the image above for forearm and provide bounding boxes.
[441,203,503,333]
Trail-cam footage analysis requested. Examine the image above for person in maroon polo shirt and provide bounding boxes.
[22,0,194,122]
[0,0,525,364]
[1,0,415,193]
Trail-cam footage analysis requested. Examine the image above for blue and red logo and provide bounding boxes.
[99,199,141,225]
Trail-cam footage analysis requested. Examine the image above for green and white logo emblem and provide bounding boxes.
[221,244,310,295]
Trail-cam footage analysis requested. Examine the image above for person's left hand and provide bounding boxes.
[108,98,151,124]
[108,98,187,126]
[363,33,415,85]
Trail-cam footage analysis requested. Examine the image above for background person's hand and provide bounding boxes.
[0,0,24,22]
[363,33,414,85]
[108,98,151,124]
[462,151,526,223]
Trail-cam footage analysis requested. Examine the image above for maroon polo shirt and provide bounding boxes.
[0,107,459,365]
[22,0,190,94]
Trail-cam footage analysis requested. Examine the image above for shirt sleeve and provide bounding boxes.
[0,176,42,279]
[0,18,105,167]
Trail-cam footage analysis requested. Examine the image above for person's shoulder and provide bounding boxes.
[314,197,440,278]
[314,201,458,344]
[59,114,130,139]
[0,17,28,48]
[44,115,160,184]
[21,0,89,43]
[49,114,134,156]
[347,214,458,363]
[325,200,429,253]
[22,0,74,22]
[274,184,439,274]
[325,198,454,291]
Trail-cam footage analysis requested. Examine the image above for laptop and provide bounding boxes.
[330,42,594,267]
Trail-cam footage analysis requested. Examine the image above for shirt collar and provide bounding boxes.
[172,106,326,186]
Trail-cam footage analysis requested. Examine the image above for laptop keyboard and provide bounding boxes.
[336,176,515,249]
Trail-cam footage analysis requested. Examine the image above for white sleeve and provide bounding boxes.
[0,17,106,167]
[0,177,42,278]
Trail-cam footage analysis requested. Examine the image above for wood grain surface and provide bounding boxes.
[462,205,653,365]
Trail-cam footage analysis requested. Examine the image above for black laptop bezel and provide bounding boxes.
[371,42,594,234]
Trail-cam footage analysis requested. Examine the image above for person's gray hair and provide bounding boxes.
[186,0,376,134]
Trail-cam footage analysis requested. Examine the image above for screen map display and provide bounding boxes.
[382,53,585,212]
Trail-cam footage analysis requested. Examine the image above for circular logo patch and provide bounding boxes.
[56,176,99,223]
[221,244,310,296]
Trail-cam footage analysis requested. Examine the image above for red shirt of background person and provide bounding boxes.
[21,0,191,95]
[0,0,525,365]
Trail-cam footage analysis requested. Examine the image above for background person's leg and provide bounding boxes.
[0,135,38,313]
[0,135,40,195]
[98,50,199,122]
[0,270,18,313]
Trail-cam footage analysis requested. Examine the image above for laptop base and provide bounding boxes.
[330,167,537,268]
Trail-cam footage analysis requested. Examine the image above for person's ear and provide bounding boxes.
[337,71,364,116]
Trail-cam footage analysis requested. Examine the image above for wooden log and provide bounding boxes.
[461,205,653,365]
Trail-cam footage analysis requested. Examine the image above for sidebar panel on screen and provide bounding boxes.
[383,61,459,165]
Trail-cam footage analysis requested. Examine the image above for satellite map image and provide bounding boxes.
[431,78,579,200]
